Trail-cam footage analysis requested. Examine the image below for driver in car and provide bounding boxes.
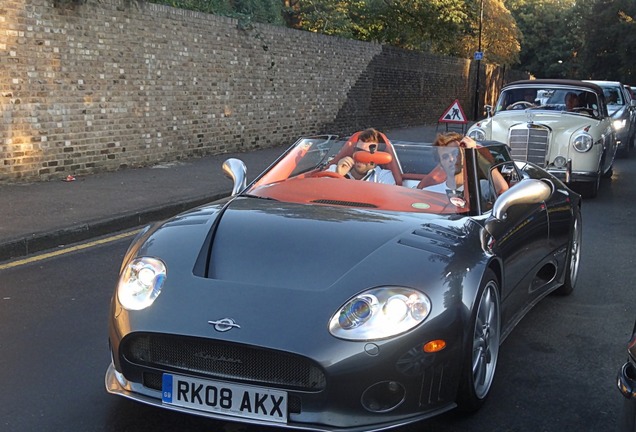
[422,132,509,199]
[327,128,396,184]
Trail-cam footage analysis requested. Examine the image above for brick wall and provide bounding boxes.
[0,0,527,182]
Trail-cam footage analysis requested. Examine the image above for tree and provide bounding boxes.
[507,0,580,78]
[459,0,521,66]
[576,0,636,82]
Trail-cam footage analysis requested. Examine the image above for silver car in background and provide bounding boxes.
[468,79,617,198]
[585,80,636,158]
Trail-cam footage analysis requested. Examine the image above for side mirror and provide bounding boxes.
[491,179,552,220]
[485,105,493,117]
[222,158,247,196]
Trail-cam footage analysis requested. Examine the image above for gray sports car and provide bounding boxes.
[105,132,582,431]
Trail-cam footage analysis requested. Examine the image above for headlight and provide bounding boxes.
[329,287,431,341]
[613,119,627,131]
[468,129,486,141]
[117,257,166,310]
[572,133,593,153]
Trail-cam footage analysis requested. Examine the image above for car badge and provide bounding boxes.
[526,111,535,125]
[208,318,241,332]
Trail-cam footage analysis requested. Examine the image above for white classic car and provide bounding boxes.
[468,79,617,198]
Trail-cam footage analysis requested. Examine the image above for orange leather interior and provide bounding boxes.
[416,165,446,189]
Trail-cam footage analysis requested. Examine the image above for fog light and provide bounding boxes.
[553,156,567,168]
[361,381,406,413]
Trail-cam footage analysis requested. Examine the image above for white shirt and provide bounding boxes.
[326,165,396,185]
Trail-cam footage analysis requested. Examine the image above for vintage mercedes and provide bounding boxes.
[467,79,617,198]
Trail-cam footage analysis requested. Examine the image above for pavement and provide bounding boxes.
[0,123,466,262]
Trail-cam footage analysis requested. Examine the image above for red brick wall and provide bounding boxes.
[0,0,527,182]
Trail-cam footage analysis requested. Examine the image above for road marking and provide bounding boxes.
[0,230,140,271]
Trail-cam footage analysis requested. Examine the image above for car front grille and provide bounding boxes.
[508,125,550,167]
[121,333,326,391]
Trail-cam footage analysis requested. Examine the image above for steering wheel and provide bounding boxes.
[570,107,594,115]
[310,170,344,179]
[507,101,534,110]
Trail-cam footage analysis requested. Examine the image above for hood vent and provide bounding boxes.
[311,199,377,208]
[398,224,464,257]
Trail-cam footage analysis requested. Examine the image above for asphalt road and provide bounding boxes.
[1,156,634,432]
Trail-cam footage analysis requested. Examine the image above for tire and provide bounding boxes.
[456,269,501,413]
[578,174,600,198]
[554,208,582,296]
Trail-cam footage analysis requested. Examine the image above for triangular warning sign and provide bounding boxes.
[439,99,468,124]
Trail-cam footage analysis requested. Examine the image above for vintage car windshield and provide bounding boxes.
[496,86,603,119]
[246,136,513,215]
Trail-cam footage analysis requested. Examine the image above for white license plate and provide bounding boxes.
[162,373,288,423]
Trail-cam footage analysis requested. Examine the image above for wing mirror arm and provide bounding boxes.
[491,179,552,221]
[222,158,247,196]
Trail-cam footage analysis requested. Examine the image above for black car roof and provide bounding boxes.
[503,79,605,96]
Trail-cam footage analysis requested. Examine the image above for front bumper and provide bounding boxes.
[618,361,636,399]
[105,361,455,432]
[546,167,597,184]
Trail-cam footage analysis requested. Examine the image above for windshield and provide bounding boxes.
[246,136,515,215]
[598,84,625,106]
[496,85,603,119]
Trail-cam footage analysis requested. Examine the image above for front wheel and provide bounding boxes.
[554,208,581,296]
[578,174,600,198]
[456,269,501,413]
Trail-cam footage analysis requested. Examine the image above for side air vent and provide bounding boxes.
[398,224,464,257]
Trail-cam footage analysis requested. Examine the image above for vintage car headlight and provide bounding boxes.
[571,133,594,153]
[117,257,166,310]
[468,128,486,141]
[613,119,627,131]
[329,287,431,341]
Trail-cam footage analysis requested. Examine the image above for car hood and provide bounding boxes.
[206,197,457,290]
[124,196,485,351]
[482,111,599,139]
[608,105,628,118]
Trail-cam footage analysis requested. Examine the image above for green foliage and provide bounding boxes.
[507,0,580,78]
[507,0,636,83]
[576,0,636,82]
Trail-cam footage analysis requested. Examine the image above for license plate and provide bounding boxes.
[162,373,287,423]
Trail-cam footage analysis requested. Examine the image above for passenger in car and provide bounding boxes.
[565,92,580,111]
[327,128,396,184]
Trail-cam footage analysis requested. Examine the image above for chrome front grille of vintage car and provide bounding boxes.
[121,333,326,391]
[508,125,550,167]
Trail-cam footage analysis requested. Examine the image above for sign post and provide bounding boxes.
[437,99,468,134]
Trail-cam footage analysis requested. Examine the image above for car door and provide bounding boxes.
[469,148,551,324]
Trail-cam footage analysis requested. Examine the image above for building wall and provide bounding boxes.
[0,0,526,182]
